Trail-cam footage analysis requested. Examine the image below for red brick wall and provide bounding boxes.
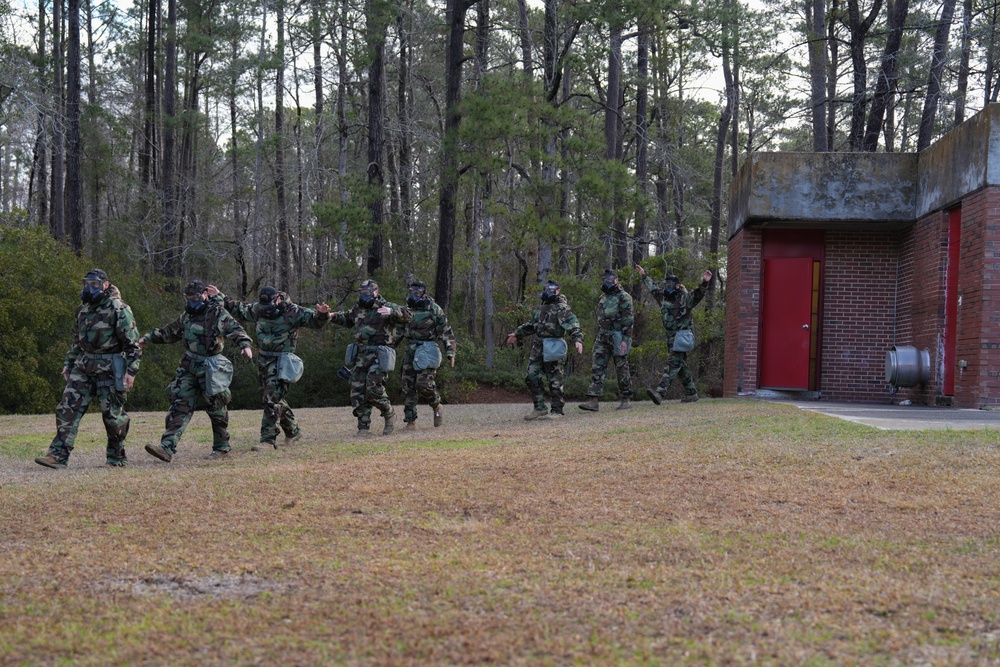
[723,227,762,397]
[818,231,900,401]
[953,187,1000,407]
[891,209,948,405]
[724,186,1000,406]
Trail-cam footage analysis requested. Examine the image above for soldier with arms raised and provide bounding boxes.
[208,284,331,451]
[636,265,713,404]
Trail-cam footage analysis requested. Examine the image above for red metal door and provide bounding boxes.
[760,257,813,389]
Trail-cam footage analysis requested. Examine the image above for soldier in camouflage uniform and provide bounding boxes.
[139,280,253,462]
[208,284,331,451]
[394,279,456,430]
[579,269,634,412]
[636,265,713,404]
[506,280,584,421]
[35,269,142,469]
[330,280,411,436]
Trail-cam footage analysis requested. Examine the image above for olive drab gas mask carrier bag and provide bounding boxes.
[413,340,443,371]
[542,337,568,363]
[276,352,305,383]
[201,354,234,396]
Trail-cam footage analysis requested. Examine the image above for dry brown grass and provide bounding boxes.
[2,399,1000,665]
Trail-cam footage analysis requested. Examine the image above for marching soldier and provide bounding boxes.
[139,280,253,461]
[394,279,456,430]
[35,269,141,469]
[579,269,634,412]
[330,280,411,436]
[209,284,331,451]
[506,280,584,421]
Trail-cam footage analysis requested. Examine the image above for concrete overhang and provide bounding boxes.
[729,104,1000,240]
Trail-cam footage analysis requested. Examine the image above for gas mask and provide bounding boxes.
[259,287,284,318]
[406,286,428,308]
[185,298,207,315]
[80,279,106,304]
[541,283,560,304]
[601,279,617,294]
[358,288,377,308]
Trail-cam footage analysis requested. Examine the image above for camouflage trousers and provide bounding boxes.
[48,368,129,465]
[160,361,232,453]
[401,352,441,424]
[654,332,696,396]
[525,351,565,412]
[586,336,633,399]
[350,349,394,430]
[258,357,299,444]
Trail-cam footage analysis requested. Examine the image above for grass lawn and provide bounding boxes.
[1,399,999,665]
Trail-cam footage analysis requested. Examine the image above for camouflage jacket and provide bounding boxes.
[141,298,252,359]
[330,295,411,346]
[595,286,634,341]
[642,275,708,333]
[394,298,457,358]
[514,295,584,343]
[65,284,142,376]
[222,292,328,353]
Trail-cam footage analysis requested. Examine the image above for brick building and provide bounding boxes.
[724,104,1000,408]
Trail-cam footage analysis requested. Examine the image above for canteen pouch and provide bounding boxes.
[672,329,695,353]
[542,337,568,363]
[276,352,304,383]
[344,343,359,367]
[611,332,631,357]
[202,354,234,397]
[376,346,396,373]
[413,340,443,371]
[111,354,128,392]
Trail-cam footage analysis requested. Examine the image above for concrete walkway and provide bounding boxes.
[785,401,1000,430]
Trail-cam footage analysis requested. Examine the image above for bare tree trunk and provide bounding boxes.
[336,0,349,258]
[275,0,290,289]
[468,0,490,335]
[517,0,532,74]
[985,3,1000,107]
[955,0,972,124]
[863,0,910,151]
[85,0,100,246]
[292,54,304,292]
[917,0,957,151]
[311,0,326,282]
[161,0,178,275]
[709,23,734,303]
[846,0,883,150]
[230,39,249,297]
[139,0,157,186]
[365,0,386,276]
[606,25,625,267]
[52,0,65,241]
[29,0,48,228]
[537,0,560,283]
[253,0,267,279]
[435,0,477,311]
[397,0,413,249]
[826,0,836,150]
[632,22,649,266]
[807,0,828,152]
[483,180,495,368]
